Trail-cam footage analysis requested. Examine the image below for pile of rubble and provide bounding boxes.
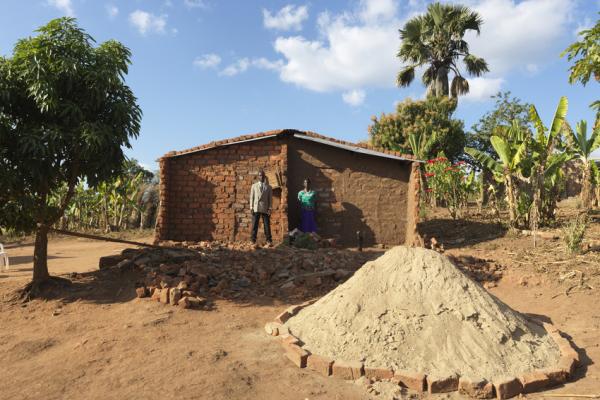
[99,240,378,309]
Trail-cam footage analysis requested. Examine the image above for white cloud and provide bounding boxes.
[263,5,309,31]
[359,0,397,23]
[252,57,284,71]
[273,11,400,92]
[48,0,74,16]
[193,54,221,69]
[220,58,251,76]
[462,77,504,102]
[342,89,366,106]
[462,0,576,74]
[129,10,168,35]
[184,0,206,8]
[106,4,119,19]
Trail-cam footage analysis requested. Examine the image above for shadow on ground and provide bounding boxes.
[418,218,507,249]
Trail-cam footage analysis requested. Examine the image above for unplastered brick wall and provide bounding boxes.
[155,137,288,242]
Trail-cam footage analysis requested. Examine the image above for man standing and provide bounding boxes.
[249,170,273,245]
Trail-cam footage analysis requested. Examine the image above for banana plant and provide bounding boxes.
[564,119,600,210]
[465,120,529,227]
[528,97,568,227]
[408,129,438,200]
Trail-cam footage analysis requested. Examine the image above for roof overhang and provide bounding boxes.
[293,133,421,163]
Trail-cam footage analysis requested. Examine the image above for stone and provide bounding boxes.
[169,288,182,305]
[135,287,148,298]
[275,310,292,324]
[282,342,309,368]
[121,248,140,259]
[99,254,125,269]
[494,377,523,399]
[334,269,351,281]
[159,288,170,304]
[393,371,426,392]
[177,281,188,290]
[428,374,459,394]
[519,371,551,393]
[364,367,394,381]
[306,354,334,377]
[332,361,363,380]
[458,378,495,399]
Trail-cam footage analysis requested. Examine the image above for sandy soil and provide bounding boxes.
[0,217,599,399]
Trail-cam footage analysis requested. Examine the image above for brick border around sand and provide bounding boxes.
[265,303,580,399]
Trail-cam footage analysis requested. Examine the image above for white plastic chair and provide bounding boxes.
[0,243,9,272]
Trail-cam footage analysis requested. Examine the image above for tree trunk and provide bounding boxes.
[435,67,449,97]
[581,161,591,210]
[32,224,50,283]
[505,174,517,227]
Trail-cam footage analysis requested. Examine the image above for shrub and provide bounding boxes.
[562,214,587,254]
[425,156,473,219]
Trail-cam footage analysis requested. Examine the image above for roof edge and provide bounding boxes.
[158,129,421,163]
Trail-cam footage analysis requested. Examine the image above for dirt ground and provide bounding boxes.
[1,209,599,399]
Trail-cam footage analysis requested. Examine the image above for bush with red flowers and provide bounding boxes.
[424,155,473,219]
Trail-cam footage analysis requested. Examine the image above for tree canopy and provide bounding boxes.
[562,13,600,112]
[0,17,141,293]
[397,2,489,99]
[368,96,465,161]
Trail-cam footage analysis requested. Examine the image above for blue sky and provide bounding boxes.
[1,0,598,170]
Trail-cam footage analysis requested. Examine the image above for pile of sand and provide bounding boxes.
[285,246,560,380]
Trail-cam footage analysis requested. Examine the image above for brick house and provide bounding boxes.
[155,129,421,246]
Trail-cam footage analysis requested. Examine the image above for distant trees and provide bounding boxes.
[397,2,489,99]
[369,97,465,162]
[0,18,141,296]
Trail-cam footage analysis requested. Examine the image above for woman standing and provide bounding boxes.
[298,178,317,233]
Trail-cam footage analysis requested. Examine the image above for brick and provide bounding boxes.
[519,371,551,393]
[494,377,523,399]
[306,354,334,377]
[364,366,394,381]
[332,360,363,380]
[169,288,181,305]
[135,287,148,298]
[275,310,292,324]
[178,296,192,309]
[392,371,426,392]
[99,254,125,269]
[279,334,300,346]
[543,322,558,334]
[264,322,281,336]
[559,342,580,365]
[159,288,170,304]
[539,367,569,384]
[151,288,161,301]
[557,356,576,376]
[458,378,495,399]
[282,342,308,368]
[428,374,459,393]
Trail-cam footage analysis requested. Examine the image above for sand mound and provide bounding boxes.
[285,246,560,380]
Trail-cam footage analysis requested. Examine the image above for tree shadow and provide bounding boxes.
[418,218,506,249]
[4,254,66,267]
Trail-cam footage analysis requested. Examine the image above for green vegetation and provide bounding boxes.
[369,97,465,162]
[562,214,587,254]
[397,2,488,98]
[0,18,141,294]
[562,13,600,113]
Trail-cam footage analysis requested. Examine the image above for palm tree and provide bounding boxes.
[565,119,600,210]
[465,121,528,227]
[397,2,489,99]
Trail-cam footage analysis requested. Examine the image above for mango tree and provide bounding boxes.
[0,18,141,297]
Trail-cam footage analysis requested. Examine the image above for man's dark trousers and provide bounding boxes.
[251,212,272,243]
